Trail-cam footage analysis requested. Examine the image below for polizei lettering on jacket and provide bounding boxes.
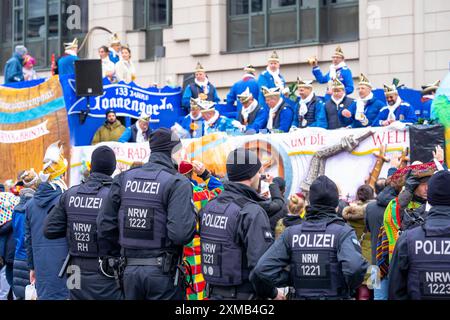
[124,180,160,194]
[415,240,450,255]
[68,196,103,209]
[292,233,335,248]
[202,213,228,230]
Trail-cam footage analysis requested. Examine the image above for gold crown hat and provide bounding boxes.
[359,73,372,88]
[268,51,280,63]
[297,77,313,89]
[198,100,216,113]
[41,141,68,182]
[237,87,253,104]
[64,38,78,50]
[421,80,441,94]
[195,62,206,73]
[262,86,281,98]
[332,45,345,59]
[331,77,345,90]
[244,64,256,74]
[383,84,398,95]
[110,33,121,46]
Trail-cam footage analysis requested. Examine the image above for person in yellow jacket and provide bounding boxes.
[91,109,126,145]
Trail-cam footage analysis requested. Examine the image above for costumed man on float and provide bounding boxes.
[347,73,385,128]
[180,98,205,139]
[109,33,122,64]
[178,160,223,300]
[419,80,440,121]
[227,65,261,112]
[291,77,327,129]
[310,46,354,99]
[25,142,69,300]
[182,63,221,111]
[263,86,294,133]
[119,112,152,143]
[58,38,79,76]
[258,51,289,110]
[200,100,244,135]
[44,146,122,300]
[324,78,354,129]
[236,87,268,134]
[373,82,418,127]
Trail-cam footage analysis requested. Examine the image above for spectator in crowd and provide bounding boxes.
[348,74,385,128]
[3,45,28,84]
[258,51,288,110]
[236,87,268,134]
[115,46,136,83]
[0,185,4,192]
[419,80,440,121]
[373,83,418,126]
[98,46,115,81]
[58,38,79,76]
[180,98,204,139]
[227,65,260,112]
[25,142,69,300]
[109,33,121,64]
[263,87,294,133]
[259,176,287,234]
[22,55,39,81]
[292,78,327,129]
[119,112,151,143]
[324,78,354,129]
[274,193,305,239]
[182,62,220,110]
[12,169,39,300]
[91,109,126,145]
[343,184,375,300]
[200,100,243,135]
[311,45,354,98]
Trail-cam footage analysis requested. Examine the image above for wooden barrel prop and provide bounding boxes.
[0,76,70,182]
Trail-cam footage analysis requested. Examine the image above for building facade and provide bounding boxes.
[1,0,449,98]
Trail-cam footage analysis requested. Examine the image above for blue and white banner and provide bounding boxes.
[59,75,184,146]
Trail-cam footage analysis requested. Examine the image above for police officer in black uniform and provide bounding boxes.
[199,148,274,300]
[389,170,450,300]
[97,128,197,300]
[250,175,368,300]
[44,146,122,300]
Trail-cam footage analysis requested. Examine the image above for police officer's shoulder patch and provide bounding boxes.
[351,236,362,251]
[263,228,274,242]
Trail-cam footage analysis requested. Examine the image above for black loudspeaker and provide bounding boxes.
[409,124,446,163]
[75,59,103,97]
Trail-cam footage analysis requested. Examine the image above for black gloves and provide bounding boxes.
[404,169,421,193]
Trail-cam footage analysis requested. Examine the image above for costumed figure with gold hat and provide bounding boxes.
[179,98,205,138]
[310,45,354,99]
[324,78,355,129]
[109,33,122,64]
[292,77,327,129]
[182,62,221,111]
[262,86,294,133]
[119,111,152,143]
[25,141,69,300]
[227,65,260,111]
[236,87,268,133]
[419,80,440,120]
[57,38,79,76]
[347,74,385,128]
[258,51,290,110]
[373,80,417,127]
[199,99,244,135]
[177,160,223,300]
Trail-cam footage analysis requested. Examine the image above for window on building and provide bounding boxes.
[133,0,172,60]
[227,0,358,52]
[0,0,88,73]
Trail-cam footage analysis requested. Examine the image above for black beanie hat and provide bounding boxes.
[105,108,116,116]
[428,170,450,206]
[226,148,261,182]
[149,128,181,155]
[91,146,117,176]
[309,175,339,208]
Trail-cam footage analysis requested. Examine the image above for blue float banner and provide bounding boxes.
[59,74,184,146]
